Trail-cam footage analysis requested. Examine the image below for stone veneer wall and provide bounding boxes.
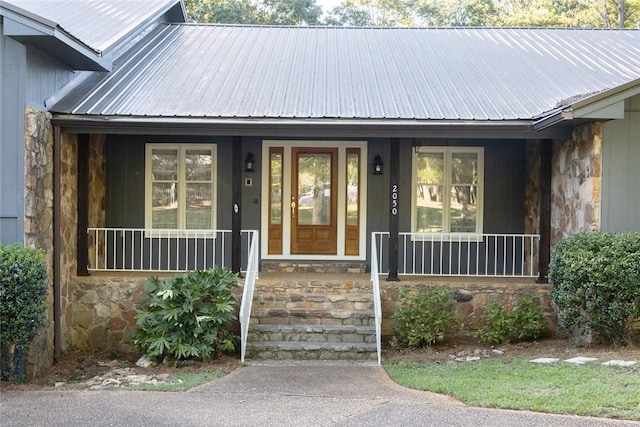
[524,140,541,236]
[70,274,552,352]
[551,123,602,246]
[62,134,109,350]
[379,279,553,335]
[524,140,541,274]
[59,133,78,352]
[23,107,54,377]
[71,275,147,353]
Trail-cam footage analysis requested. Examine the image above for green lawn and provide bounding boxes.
[386,359,640,420]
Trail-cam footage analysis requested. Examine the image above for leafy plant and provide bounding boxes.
[0,243,48,381]
[549,231,640,346]
[476,296,546,344]
[510,294,546,341]
[476,302,513,344]
[393,287,460,347]
[132,268,239,363]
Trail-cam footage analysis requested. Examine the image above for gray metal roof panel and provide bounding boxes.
[54,25,640,121]
[3,0,182,53]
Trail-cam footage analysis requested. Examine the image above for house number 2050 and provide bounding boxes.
[391,184,398,216]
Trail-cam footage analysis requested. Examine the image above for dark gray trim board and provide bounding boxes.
[51,117,574,140]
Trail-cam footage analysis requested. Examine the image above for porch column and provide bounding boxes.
[231,136,242,274]
[76,134,90,276]
[537,139,552,283]
[387,138,399,281]
[53,126,62,360]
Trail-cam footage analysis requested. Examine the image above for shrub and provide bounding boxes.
[476,302,512,344]
[549,231,640,346]
[476,295,546,344]
[510,294,546,341]
[132,268,239,363]
[393,287,460,348]
[0,243,48,381]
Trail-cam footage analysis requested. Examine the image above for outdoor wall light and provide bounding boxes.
[244,152,256,172]
[373,154,383,175]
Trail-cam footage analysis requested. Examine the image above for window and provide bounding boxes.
[412,147,483,235]
[145,144,216,232]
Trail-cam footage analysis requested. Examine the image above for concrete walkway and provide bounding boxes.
[1,361,638,426]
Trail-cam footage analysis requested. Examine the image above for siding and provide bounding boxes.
[25,47,76,108]
[0,29,26,244]
[105,135,234,230]
[601,95,640,232]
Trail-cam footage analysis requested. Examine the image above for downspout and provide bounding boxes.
[53,126,62,361]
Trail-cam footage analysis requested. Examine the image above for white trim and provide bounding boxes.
[261,140,368,260]
[411,146,484,237]
[145,143,217,235]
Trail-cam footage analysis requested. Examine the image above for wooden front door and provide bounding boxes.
[290,148,338,254]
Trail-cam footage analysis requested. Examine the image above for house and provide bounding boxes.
[2,0,639,372]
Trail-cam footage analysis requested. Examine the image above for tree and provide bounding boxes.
[185,0,639,27]
[184,0,322,25]
[325,0,413,26]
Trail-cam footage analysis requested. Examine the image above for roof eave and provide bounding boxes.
[50,115,572,139]
[1,10,111,71]
[534,78,640,132]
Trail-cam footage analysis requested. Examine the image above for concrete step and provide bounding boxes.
[248,324,376,344]
[244,341,378,361]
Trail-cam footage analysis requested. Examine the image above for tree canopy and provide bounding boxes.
[184,0,640,27]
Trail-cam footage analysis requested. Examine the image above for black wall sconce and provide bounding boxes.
[372,154,383,175]
[244,152,256,172]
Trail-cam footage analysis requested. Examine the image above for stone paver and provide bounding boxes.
[529,356,638,366]
[601,360,637,367]
[530,357,560,364]
[563,356,599,365]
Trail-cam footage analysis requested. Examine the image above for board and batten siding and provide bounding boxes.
[601,94,640,232]
[25,47,76,109]
[0,29,27,244]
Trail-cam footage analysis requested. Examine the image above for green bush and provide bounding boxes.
[0,243,48,381]
[476,296,546,344]
[132,268,239,363]
[549,231,640,346]
[510,294,546,341]
[476,302,512,344]
[393,287,460,348]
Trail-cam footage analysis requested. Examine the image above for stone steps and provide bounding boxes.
[244,341,378,361]
[248,324,376,343]
[245,277,378,361]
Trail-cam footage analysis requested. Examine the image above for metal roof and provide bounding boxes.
[2,0,184,54]
[52,25,640,122]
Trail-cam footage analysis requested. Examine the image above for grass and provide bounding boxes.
[385,359,640,420]
[128,370,224,392]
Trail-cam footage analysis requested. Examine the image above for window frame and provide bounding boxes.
[411,146,484,239]
[145,143,217,237]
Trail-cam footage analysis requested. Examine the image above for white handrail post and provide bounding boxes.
[239,230,259,364]
[370,233,382,366]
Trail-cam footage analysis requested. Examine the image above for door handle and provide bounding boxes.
[291,200,296,218]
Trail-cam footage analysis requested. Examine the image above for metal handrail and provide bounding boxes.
[372,232,540,277]
[370,233,382,365]
[87,228,257,273]
[239,231,259,363]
